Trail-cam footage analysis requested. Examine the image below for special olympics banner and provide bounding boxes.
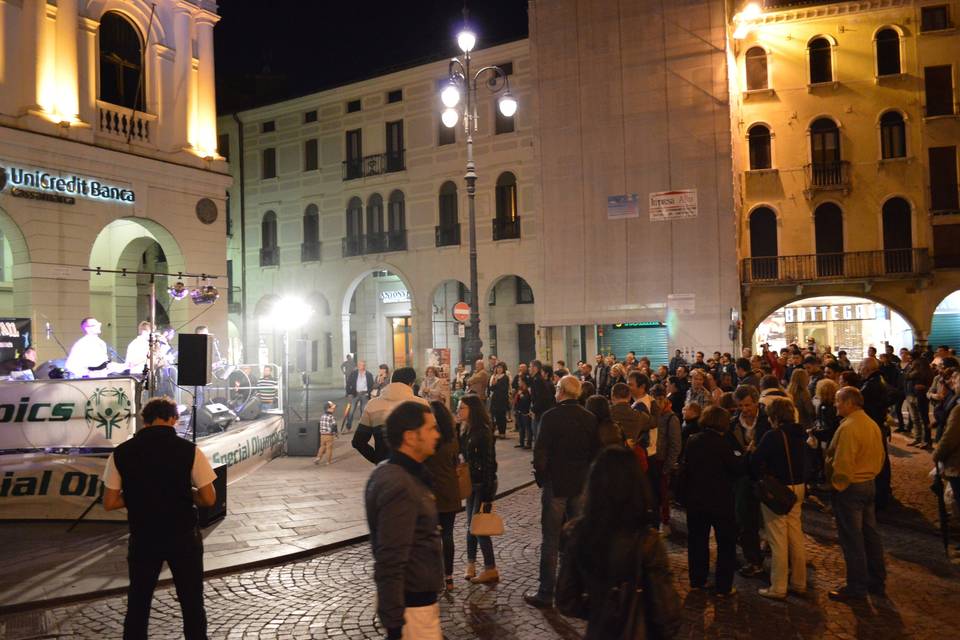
[0,453,124,520]
[198,415,285,484]
[0,378,137,451]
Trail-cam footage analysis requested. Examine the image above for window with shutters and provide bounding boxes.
[745,47,768,91]
[925,65,955,116]
[880,111,906,159]
[875,29,901,76]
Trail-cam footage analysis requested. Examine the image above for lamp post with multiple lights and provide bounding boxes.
[440,15,518,365]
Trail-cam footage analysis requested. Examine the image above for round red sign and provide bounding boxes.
[452,302,471,323]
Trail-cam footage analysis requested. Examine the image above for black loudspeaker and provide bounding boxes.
[197,403,237,434]
[236,395,261,421]
[178,334,213,387]
[198,464,227,527]
[286,422,319,456]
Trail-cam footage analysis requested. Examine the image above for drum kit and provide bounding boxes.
[208,364,258,417]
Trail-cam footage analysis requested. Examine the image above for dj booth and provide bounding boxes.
[0,375,285,521]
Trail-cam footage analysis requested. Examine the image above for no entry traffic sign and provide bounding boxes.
[452,302,471,323]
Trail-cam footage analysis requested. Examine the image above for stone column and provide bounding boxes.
[53,0,79,120]
[170,6,192,151]
[194,14,219,156]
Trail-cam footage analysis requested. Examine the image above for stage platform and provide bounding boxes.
[0,424,536,612]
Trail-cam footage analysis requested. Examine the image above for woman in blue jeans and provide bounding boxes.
[457,394,499,584]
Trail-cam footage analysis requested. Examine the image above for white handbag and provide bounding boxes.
[469,503,504,536]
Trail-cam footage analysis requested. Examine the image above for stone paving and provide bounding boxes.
[0,399,536,610]
[5,441,960,640]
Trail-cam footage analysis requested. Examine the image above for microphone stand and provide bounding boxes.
[46,323,69,357]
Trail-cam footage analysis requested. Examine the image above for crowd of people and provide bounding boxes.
[359,339,960,638]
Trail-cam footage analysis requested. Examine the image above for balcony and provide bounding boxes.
[96,100,157,146]
[259,246,280,267]
[804,161,850,196]
[341,230,407,257]
[741,249,930,285]
[342,150,405,180]
[435,224,461,247]
[301,242,321,262]
[492,216,521,241]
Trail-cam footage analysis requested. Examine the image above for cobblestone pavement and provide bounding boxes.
[6,469,960,640]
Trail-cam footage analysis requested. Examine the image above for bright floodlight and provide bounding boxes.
[442,108,460,128]
[498,92,518,117]
[267,297,313,331]
[732,23,750,40]
[743,2,762,19]
[457,28,476,53]
[441,82,461,108]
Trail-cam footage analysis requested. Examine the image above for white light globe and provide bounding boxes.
[498,93,518,118]
[457,29,476,53]
[441,83,461,108]
[441,108,459,128]
[743,2,762,19]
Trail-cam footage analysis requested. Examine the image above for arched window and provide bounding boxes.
[814,203,844,276]
[745,47,769,91]
[260,211,278,266]
[302,204,320,261]
[437,182,459,246]
[99,12,144,108]
[808,37,833,84]
[344,197,363,256]
[882,197,913,273]
[748,124,772,170]
[366,193,385,252]
[810,118,841,186]
[388,190,407,251]
[494,172,520,240]
[749,207,778,281]
[876,28,901,76]
[880,111,906,159]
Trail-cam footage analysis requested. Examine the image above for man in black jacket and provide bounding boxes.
[528,360,555,445]
[364,401,443,640]
[345,360,375,431]
[860,357,892,509]
[729,384,769,578]
[525,375,600,609]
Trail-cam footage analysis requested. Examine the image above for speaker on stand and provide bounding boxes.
[178,334,213,442]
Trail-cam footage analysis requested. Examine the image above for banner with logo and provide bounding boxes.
[0,378,137,452]
[0,453,125,520]
[0,318,32,363]
[198,415,285,484]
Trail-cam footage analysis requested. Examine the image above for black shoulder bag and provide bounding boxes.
[754,431,797,516]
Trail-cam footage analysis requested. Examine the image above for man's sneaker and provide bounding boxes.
[758,588,786,600]
[523,593,553,608]
[471,568,500,584]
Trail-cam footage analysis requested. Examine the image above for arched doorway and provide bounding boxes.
[431,279,470,366]
[485,275,536,367]
[342,269,414,372]
[88,218,186,352]
[0,206,30,319]
[753,295,914,360]
[930,291,960,351]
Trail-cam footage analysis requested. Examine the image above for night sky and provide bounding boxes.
[214,0,530,114]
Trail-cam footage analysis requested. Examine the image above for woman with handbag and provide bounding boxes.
[556,446,681,639]
[751,397,808,599]
[457,394,500,584]
[425,401,462,592]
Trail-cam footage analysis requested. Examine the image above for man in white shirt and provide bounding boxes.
[65,317,109,378]
[125,321,153,373]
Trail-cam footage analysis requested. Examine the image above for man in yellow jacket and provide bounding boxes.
[824,386,887,601]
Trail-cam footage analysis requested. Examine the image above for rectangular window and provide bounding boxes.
[438,120,455,146]
[349,330,358,356]
[217,133,230,161]
[304,138,319,171]
[489,325,497,356]
[226,260,234,304]
[495,62,514,76]
[921,5,950,32]
[925,65,954,116]
[387,89,403,103]
[261,120,275,133]
[345,129,362,179]
[495,101,515,134]
[262,147,276,179]
[933,223,960,267]
[930,146,959,211]
[304,110,317,123]
[346,99,362,113]
[386,120,404,172]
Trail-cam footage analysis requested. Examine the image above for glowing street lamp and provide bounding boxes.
[264,297,312,418]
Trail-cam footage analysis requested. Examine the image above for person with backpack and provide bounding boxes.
[557,447,681,639]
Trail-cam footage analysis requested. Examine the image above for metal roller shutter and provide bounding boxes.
[598,324,669,368]
[929,313,960,351]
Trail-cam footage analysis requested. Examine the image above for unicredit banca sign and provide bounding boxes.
[0,163,135,205]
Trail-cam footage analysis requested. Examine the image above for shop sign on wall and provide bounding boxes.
[380,290,410,304]
[649,189,697,221]
[0,162,135,205]
[784,303,877,323]
[607,194,640,220]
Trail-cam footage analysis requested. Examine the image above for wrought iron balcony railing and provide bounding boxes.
[300,242,321,262]
[804,161,850,192]
[435,224,461,247]
[341,231,407,257]
[259,246,280,267]
[342,150,406,180]
[492,216,521,241]
[741,249,930,284]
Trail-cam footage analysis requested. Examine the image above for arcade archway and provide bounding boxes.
[431,279,469,366]
[484,275,536,367]
[752,295,915,360]
[341,269,414,372]
[0,206,30,319]
[929,291,960,351]
[88,218,186,351]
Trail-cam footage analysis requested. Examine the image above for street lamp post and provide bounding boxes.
[440,12,518,365]
[265,297,313,422]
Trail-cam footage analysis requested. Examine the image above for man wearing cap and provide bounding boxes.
[315,401,338,465]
